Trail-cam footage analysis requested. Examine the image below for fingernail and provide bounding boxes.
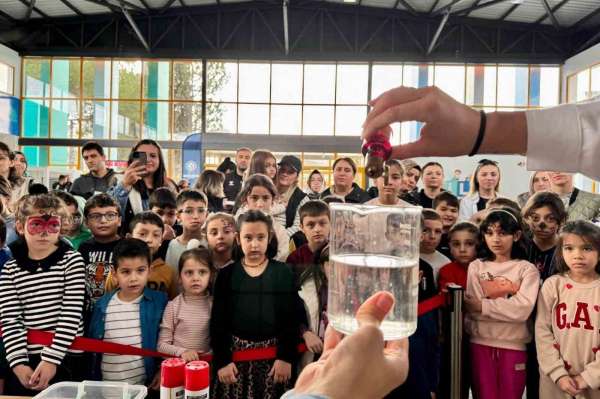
[375,292,394,313]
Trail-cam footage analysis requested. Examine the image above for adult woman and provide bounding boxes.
[109,139,177,232]
[306,170,324,200]
[459,159,501,221]
[8,151,33,207]
[275,155,309,238]
[516,171,550,208]
[320,158,370,204]
[195,170,226,213]
[403,162,444,208]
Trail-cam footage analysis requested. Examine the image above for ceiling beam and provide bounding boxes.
[427,9,450,54]
[139,0,152,9]
[464,0,480,17]
[0,9,17,23]
[120,3,150,51]
[570,4,600,29]
[499,3,519,21]
[393,0,417,16]
[575,28,600,53]
[540,0,560,29]
[454,0,509,16]
[25,0,36,21]
[428,0,440,15]
[161,0,178,13]
[432,0,468,17]
[283,0,289,54]
[81,0,121,13]
[58,0,84,16]
[534,0,570,24]
[17,0,49,19]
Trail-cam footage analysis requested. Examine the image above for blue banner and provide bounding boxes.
[0,96,20,136]
[181,133,203,185]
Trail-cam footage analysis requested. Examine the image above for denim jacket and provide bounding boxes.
[88,287,167,382]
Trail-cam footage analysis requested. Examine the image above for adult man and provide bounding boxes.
[70,142,117,199]
[548,172,600,223]
[223,147,251,201]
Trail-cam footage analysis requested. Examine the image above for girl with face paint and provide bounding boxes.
[522,191,568,282]
[0,194,86,394]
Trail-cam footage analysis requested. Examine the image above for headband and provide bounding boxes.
[487,209,519,224]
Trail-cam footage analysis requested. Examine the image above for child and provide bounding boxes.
[434,191,460,258]
[287,200,331,278]
[385,214,439,399]
[158,248,214,360]
[0,194,86,395]
[105,211,178,299]
[535,221,600,399]
[236,174,289,261]
[88,238,167,388]
[165,190,208,271]
[464,208,540,399]
[522,192,567,399]
[366,159,412,206]
[437,221,479,399]
[522,191,567,282]
[53,190,92,250]
[78,193,122,310]
[420,209,450,287]
[150,187,180,239]
[297,243,329,371]
[438,222,479,290]
[203,212,237,269]
[211,210,300,399]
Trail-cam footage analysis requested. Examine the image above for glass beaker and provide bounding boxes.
[327,202,422,340]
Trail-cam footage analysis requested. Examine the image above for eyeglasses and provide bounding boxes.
[70,213,82,223]
[179,207,207,216]
[26,216,61,235]
[87,212,120,222]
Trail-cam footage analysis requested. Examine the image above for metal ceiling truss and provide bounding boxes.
[0,1,599,63]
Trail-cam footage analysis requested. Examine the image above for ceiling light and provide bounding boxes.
[343,0,357,3]
[510,0,525,4]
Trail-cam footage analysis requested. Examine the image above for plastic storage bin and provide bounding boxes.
[33,381,148,399]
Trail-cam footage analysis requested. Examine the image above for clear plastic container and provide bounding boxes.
[33,381,148,399]
[328,203,422,340]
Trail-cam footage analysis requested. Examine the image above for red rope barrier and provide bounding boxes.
[15,292,450,362]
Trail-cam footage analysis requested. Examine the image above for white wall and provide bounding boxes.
[0,43,20,150]
[414,154,529,201]
[562,42,600,103]
[0,42,20,97]
[561,42,600,191]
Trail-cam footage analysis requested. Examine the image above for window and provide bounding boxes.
[0,62,14,95]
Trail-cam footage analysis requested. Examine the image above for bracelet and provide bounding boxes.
[468,111,487,157]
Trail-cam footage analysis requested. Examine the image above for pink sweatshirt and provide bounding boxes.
[536,274,600,392]
[465,258,540,351]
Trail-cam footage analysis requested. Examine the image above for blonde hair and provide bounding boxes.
[194,170,225,198]
[16,194,69,224]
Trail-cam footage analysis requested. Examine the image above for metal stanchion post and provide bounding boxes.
[448,285,464,399]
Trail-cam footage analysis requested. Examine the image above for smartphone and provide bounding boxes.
[132,151,148,176]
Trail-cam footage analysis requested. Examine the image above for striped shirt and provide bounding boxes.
[158,293,212,356]
[101,294,146,384]
[0,243,85,368]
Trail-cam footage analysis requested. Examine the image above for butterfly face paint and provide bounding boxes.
[26,215,61,236]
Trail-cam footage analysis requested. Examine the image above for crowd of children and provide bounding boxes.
[1,141,600,399]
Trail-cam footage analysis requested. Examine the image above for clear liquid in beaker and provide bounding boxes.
[328,253,419,340]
